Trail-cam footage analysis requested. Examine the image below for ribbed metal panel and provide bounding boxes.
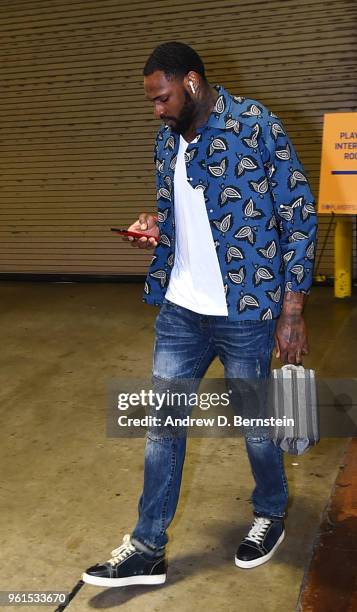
[0,0,356,275]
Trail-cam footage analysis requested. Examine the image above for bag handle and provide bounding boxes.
[281,364,305,372]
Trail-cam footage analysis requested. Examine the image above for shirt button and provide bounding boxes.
[209,209,213,213]
[188,177,193,181]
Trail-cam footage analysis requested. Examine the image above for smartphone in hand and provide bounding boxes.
[111,227,153,239]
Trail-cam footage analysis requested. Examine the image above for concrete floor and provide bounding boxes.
[0,283,355,612]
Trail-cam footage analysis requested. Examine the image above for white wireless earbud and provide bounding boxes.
[189,81,195,94]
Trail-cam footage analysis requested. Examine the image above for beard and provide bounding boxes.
[162,91,197,135]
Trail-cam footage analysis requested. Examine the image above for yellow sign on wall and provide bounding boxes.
[318,113,357,213]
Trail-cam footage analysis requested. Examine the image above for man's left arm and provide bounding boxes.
[261,115,318,364]
[275,290,308,364]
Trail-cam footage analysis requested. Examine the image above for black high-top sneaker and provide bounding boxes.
[235,516,285,569]
[82,534,167,587]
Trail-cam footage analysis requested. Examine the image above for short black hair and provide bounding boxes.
[143,41,206,81]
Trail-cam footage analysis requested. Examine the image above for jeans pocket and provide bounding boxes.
[163,297,182,311]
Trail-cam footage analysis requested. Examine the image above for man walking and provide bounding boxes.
[83,42,317,587]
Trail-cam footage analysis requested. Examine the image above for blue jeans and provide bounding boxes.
[131,298,288,552]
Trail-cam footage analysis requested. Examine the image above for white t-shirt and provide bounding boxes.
[165,135,228,316]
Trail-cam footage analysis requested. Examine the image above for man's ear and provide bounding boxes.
[183,71,199,96]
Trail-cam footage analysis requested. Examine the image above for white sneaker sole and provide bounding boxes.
[82,572,166,588]
[235,530,285,569]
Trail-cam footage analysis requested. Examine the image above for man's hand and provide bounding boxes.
[275,292,309,364]
[122,213,159,249]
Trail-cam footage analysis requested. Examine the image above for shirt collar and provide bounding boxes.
[204,84,235,131]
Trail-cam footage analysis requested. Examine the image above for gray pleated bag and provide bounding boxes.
[271,364,319,455]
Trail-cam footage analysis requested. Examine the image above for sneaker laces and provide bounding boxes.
[107,534,136,566]
[245,517,272,546]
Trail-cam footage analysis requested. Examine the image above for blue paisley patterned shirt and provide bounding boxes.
[142,85,317,321]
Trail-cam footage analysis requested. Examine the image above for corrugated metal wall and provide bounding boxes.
[0,0,356,276]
